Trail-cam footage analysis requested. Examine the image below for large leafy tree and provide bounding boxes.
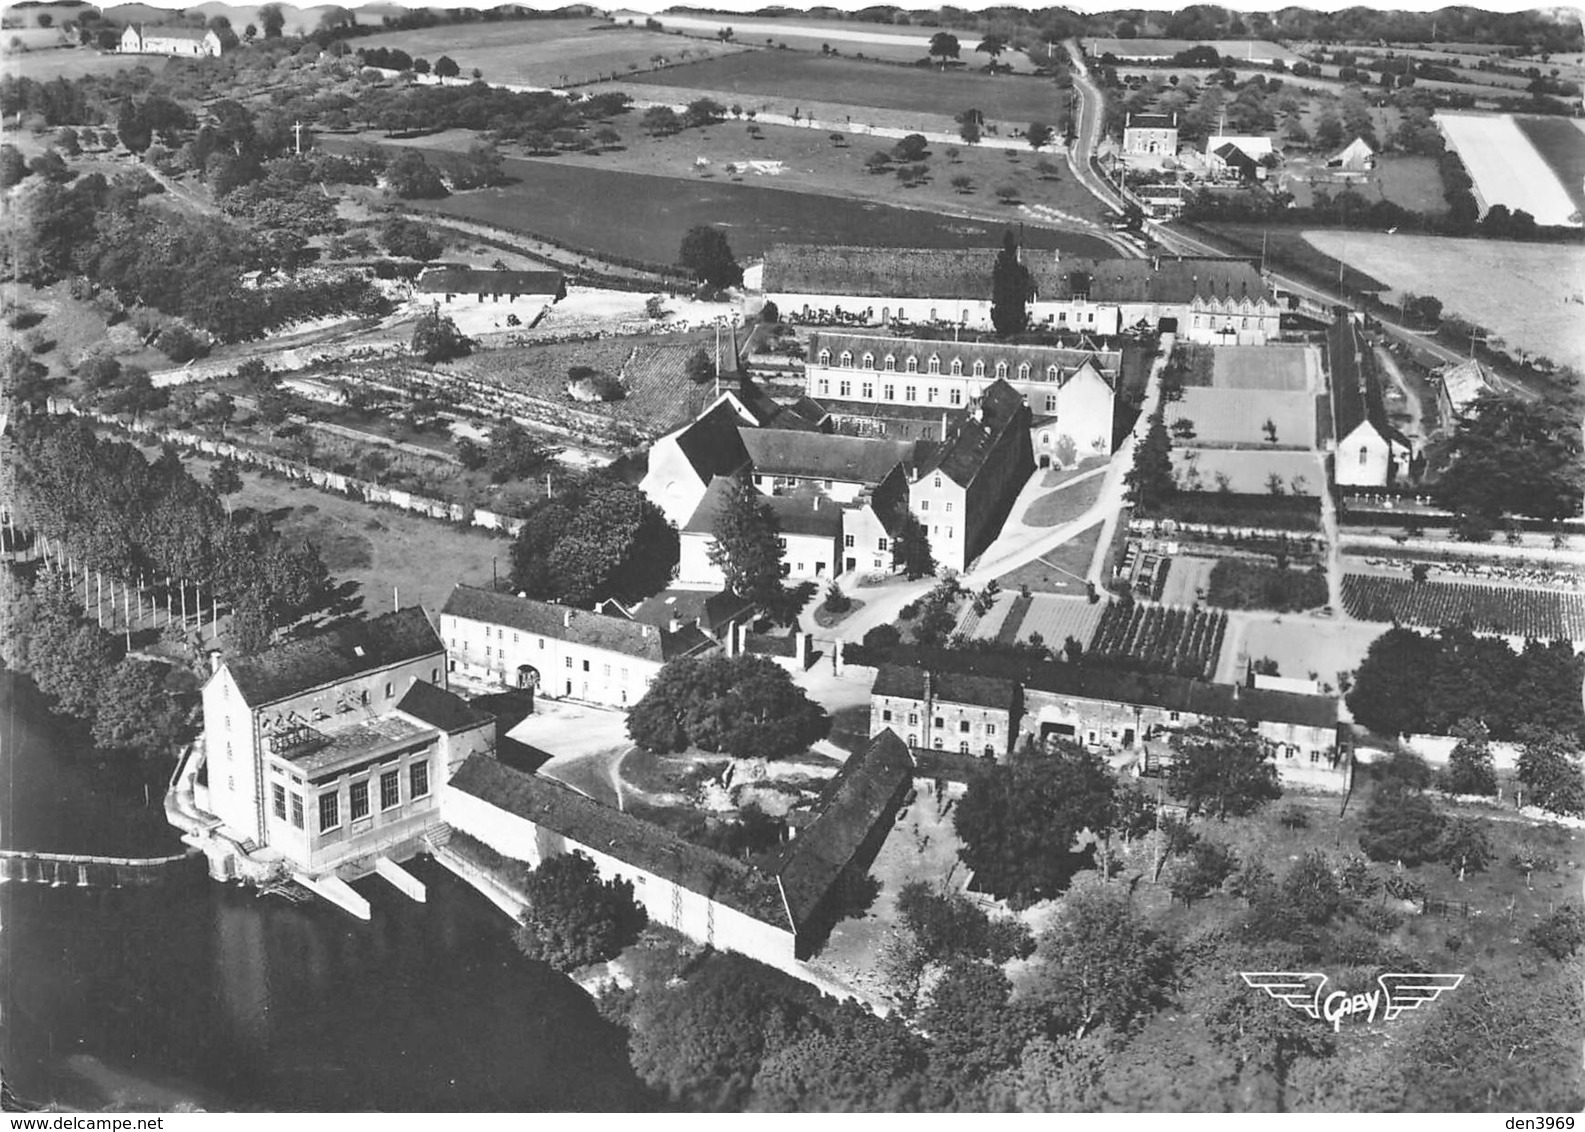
[990,230,1032,336]
[1435,389,1584,522]
[678,225,742,288]
[927,31,960,68]
[1200,970,1336,1112]
[1358,782,1445,866]
[1435,815,1494,881]
[1516,727,1585,816]
[1124,415,1174,512]
[953,738,1116,906]
[1164,717,1282,820]
[891,512,935,580]
[1030,875,1177,1038]
[410,308,471,362]
[1346,626,1439,737]
[509,474,678,607]
[707,473,783,604]
[626,653,830,760]
[91,658,190,758]
[481,418,558,484]
[918,961,1040,1093]
[750,1004,929,1112]
[1443,717,1497,795]
[512,851,647,971]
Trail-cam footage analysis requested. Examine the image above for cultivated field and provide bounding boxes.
[1300,231,1585,370]
[964,590,1108,647]
[1342,573,1585,639]
[633,52,1067,127]
[1210,344,1315,392]
[398,149,1113,266]
[1515,116,1585,219]
[350,19,747,88]
[993,521,1104,594]
[1084,37,1303,64]
[0,47,158,80]
[1282,153,1449,216]
[1172,449,1323,495]
[618,11,1043,71]
[1088,601,1227,678]
[1219,613,1386,685]
[1166,387,1317,449]
[1436,112,1581,228]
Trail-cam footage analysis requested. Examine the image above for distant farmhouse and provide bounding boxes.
[119,24,225,56]
[1122,111,1180,157]
[1328,317,1413,487]
[761,245,1282,344]
[196,608,495,888]
[1327,137,1377,174]
[870,660,1349,793]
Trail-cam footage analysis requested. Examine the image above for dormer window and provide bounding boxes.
[861,352,874,370]
[972,360,985,377]
[949,358,962,376]
[995,361,1008,379]
[817,349,831,365]
[1017,362,1031,380]
[839,350,853,367]
[905,356,918,373]
[1047,364,1060,381]
[883,354,896,371]
[927,355,941,374]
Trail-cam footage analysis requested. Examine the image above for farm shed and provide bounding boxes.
[416,268,565,304]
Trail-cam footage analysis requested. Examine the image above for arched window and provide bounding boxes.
[1047,364,1060,382]
[861,352,874,370]
[949,358,963,376]
[905,356,918,373]
[972,360,985,377]
[994,361,1008,379]
[1017,362,1031,380]
[839,350,852,367]
[1358,445,1369,466]
[927,355,941,374]
[817,349,830,365]
[883,354,896,372]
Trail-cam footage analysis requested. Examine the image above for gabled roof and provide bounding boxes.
[1126,113,1178,130]
[448,756,789,926]
[775,730,914,930]
[221,607,443,708]
[1437,359,1493,418]
[1213,141,1257,165]
[682,476,844,539]
[672,399,752,482]
[623,589,755,637]
[921,378,1029,487]
[764,245,1070,303]
[741,428,916,486]
[783,395,832,431]
[1329,317,1411,449]
[440,585,717,663]
[129,24,215,40]
[416,268,564,296]
[1030,256,1275,307]
[395,681,495,734]
[1025,664,1339,729]
[808,331,1121,383]
[1329,136,1376,166]
[872,663,1019,711]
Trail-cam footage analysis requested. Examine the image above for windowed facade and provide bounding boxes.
[380,769,400,811]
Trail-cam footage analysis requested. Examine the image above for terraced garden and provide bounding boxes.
[1342,574,1585,639]
[1087,601,1228,678]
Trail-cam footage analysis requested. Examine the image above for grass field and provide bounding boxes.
[1167,387,1317,449]
[450,118,1107,230]
[1437,112,1581,228]
[1280,153,1449,216]
[1084,37,1304,64]
[994,522,1103,595]
[1023,474,1106,527]
[1172,449,1323,495]
[1300,230,1585,371]
[1220,612,1386,685]
[385,146,1114,265]
[0,47,159,80]
[350,18,747,87]
[635,51,1068,128]
[1211,344,1315,392]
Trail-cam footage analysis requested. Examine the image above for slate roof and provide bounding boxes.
[448,755,789,926]
[222,607,443,708]
[416,268,564,296]
[1036,256,1275,306]
[763,245,1068,302]
[872,664,1018,710]
[130,24,214,40]
[673,400,752,481]
[1437,359,1492,418]
[1328,317,1411,448]
[742,428,916,486]
[440,585,717,663]
[774,730,915,930]
[807,331,1119,384]
[1213,141,1259,171]
[396,681,495,734]
[1126,113,1178,130]
[922,378,1029,487]
[1025,664,1339,730]
[623,589,755,637]
[682,476,844,539]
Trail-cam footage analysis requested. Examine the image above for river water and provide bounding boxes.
[0,674,653,1112]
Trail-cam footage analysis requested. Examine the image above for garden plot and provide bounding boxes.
[1515,116,1585,219]
[1300,231,1585,371]
[1210,344,1315,392]
[1172,449,1324,495]
[1166,387,1317,449]
[1436,112,1581,228]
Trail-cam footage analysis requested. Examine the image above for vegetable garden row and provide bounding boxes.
[1087,601,1228,678]
[1341,573,1585,640]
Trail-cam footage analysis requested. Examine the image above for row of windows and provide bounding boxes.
[880,709,997,736]
[906,735,999,757]
[917,498,952,513]
[816,351,1071,382]
[273,762,429,836]
[814,378,1062,416]
[843,534,890,551]
[461,637,632,680]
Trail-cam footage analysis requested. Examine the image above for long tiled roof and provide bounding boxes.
[682,476,844,538]
[131,24,213,40]
[448,756,789,926]
[1031,255,1275,305]
[807,331,1119,385]
[223,607,443,708]
[872,664,1018,711]
[416,268,564,295]
[742,428,916,486]
[922,378,1029,487]
[775,730,914,929]
[1328,317,1410,447]
[1025,665,1339,729]
[623,589,755,636]
[440,585,716,663]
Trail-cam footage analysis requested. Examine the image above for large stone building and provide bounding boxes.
[761,244,1281,344]
[905,379,1035,573]
[804,332,1116,467]
[1328,317,1413,487]
[870,664,1019,757]
[199,608,495,879]
[678,475,845,587]
[440,584,717,706]
[119,24,225,56]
